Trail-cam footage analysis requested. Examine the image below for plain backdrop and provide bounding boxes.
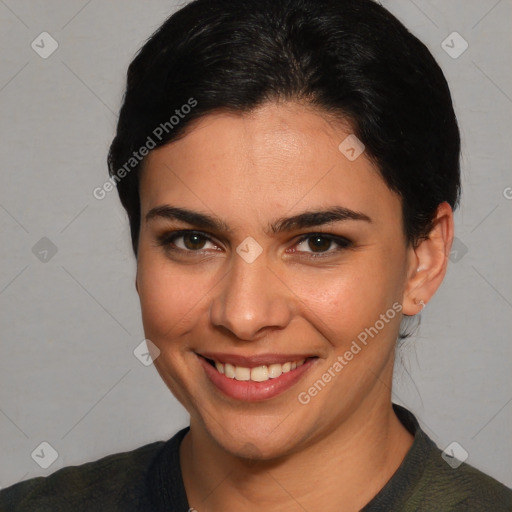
[1,0,511,490]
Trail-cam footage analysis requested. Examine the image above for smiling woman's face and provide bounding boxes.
[136,101,418,459]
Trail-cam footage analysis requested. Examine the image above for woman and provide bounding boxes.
[1,0,511,510]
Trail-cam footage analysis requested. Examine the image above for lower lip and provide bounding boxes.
[199,356,317,402]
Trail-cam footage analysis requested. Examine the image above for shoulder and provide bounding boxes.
[416,443,512,511]
[0,440,165,512]
[384,405,512,511]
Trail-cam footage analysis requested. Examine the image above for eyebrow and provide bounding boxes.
[145,205,371,234]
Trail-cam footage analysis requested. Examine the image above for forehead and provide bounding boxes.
[139,102,401,226]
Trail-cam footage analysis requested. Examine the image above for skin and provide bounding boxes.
[135,101,454,511]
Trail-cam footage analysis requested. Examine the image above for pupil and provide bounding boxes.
[185,233,205,250]
[309,236,330,252]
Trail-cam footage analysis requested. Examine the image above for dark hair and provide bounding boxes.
[108,0,460,257]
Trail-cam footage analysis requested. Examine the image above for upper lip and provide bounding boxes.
[198,352,316,368]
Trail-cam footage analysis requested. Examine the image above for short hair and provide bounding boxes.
[108,0,461,256]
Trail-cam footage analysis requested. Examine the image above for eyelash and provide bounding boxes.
[156,229,353,258]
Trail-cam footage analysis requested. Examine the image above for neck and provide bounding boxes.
[180,397,413,512]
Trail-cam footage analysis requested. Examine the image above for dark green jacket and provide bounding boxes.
[1,405,511,511]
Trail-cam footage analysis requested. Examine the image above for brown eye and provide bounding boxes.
[307,236,333,252]
[157,230,218,253]
[182,232,208,250]
[294,233,352,256]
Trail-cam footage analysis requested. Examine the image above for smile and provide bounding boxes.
[212,359,306,382]
[198,353,318,402]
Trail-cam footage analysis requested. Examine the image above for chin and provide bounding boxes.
[196,409,311,461]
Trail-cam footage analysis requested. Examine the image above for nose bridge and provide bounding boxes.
[210,251,293,340]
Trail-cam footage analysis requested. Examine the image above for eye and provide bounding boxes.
[293,233,352,255]
[157,230,352,258]
[158,230,220,252]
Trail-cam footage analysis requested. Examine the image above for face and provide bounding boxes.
[136,101,415,460]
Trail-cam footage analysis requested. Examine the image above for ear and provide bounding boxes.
[402,202,454,316]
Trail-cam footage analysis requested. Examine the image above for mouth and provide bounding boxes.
[197,353,318,401]
[205,357,310,382]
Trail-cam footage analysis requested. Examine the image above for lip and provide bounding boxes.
[198,352,315,368]
[198,353,318,402]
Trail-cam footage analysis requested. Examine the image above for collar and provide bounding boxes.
[147,404,434,511]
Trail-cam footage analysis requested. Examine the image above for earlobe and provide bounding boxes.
[402,202,454,316]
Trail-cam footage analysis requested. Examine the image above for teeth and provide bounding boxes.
[281,362,291,373]
[235,366,251,381]
[213,359,307,382]
[224,363,236,379]
[267,364,282,379]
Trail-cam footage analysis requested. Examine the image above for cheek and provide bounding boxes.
[289,255,404,347]
[136,256,211,341]
[136,239,407,350]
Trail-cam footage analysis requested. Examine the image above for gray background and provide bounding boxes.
[1,0,511,491]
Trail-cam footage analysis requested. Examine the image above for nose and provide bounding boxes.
[209,252,294,341]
